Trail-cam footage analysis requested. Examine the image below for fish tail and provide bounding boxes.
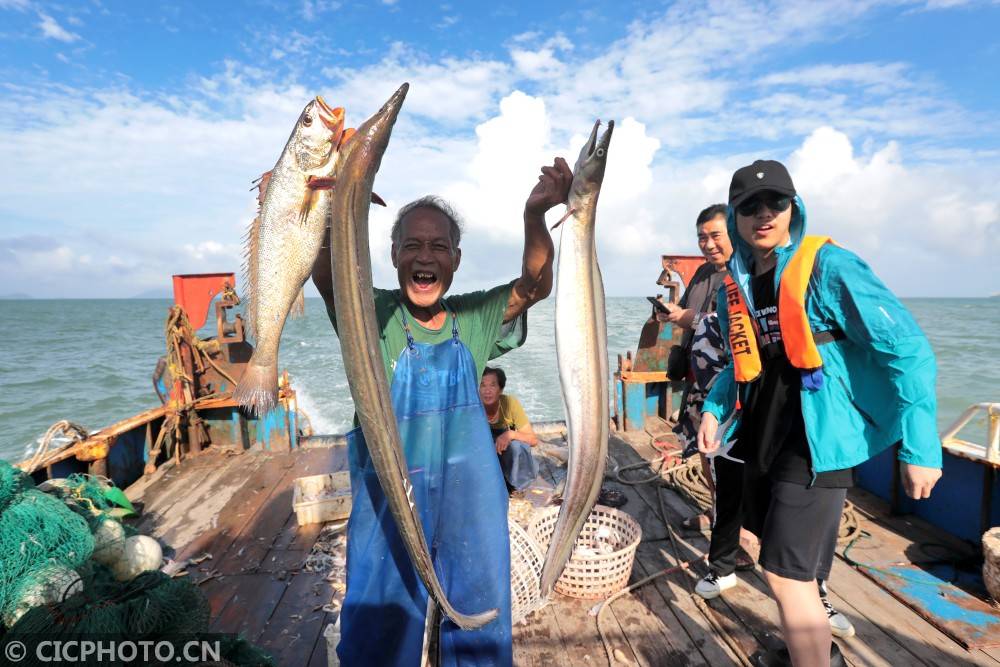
[442,607,499,631]
[233,364,279,416]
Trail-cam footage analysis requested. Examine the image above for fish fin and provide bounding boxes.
[252,170,273,210]
[371,192,387,207]
[233,364,279,416]
[241,214,262,341]
[339,127,356,147]
[307,176,337,190]
[297,188,316,225]
[290,288,306,318]
[550,207,576,230]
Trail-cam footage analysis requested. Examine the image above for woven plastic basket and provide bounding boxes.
[528,504,642,600]
[509,517,545,624]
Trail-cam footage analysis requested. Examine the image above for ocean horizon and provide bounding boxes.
[1,296,997,462]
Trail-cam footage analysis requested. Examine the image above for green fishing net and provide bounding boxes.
[0,486,94,626]
[0,461,33,513]
[43,473,137,531]
[0,462,271,665]
[8,566,273,666]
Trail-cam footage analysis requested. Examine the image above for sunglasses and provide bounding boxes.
[736,193,793,217]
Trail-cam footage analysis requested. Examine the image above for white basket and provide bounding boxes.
[528,504,642,600]
[509,517,545,624]
[293,472,352,526]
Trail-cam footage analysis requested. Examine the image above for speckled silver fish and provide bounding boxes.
[234,98,346,416]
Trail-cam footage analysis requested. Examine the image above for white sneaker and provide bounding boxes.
[819,580,856,638]
[695,571,738,599]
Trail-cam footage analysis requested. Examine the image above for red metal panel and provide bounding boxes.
[172,273,237,330]
[660,255,707,292]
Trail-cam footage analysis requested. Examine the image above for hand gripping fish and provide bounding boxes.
[706,410,744,464]
[327,83,497,631]
[234,99,385,416]
[539,120,614,598]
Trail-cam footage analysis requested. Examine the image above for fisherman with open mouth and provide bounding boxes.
[312,158,572,666]
[697,159,943,667]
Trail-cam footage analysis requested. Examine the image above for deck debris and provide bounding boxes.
[304,521,349,611]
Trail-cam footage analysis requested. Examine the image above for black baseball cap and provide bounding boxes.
[728,159,796,208]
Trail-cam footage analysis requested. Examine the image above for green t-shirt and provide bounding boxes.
[326,279,528,386]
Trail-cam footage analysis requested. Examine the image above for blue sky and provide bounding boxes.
[1,0,998,298]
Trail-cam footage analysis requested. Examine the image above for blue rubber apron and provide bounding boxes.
[338,304,513,667]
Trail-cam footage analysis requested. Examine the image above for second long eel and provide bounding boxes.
[539,119,614,597]
[327,82,498,630]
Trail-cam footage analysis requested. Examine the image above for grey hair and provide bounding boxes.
[390,195,463,251]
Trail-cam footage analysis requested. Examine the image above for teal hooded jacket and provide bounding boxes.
[701,196,942,473]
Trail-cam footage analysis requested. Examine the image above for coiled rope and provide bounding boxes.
[20,421,90,475]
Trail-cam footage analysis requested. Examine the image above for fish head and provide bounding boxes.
[334,83,407,177]
[330,84,458,310]
[289,98,344,171]
[570,119,614,200]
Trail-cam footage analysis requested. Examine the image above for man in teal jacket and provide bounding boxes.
[698,159,942,666]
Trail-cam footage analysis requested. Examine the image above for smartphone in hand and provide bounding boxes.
[647,296,673,314]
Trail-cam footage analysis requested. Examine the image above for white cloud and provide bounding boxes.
[510,34,573,80]
[37,12,79,42]
[788,126,1000,270]
[321,44,512,124]
[1,1,997,298]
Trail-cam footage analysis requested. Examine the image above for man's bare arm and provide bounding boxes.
[504,157,572,322]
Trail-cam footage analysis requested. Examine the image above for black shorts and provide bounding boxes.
[744,477,846,582]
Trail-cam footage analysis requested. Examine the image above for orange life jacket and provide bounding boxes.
[725,235,835,383]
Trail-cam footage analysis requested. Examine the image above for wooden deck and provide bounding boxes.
[126,430,1000,666]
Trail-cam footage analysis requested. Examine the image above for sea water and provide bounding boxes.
[1,297,997,461]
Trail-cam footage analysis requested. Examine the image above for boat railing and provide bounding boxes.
[940,402,1000,466]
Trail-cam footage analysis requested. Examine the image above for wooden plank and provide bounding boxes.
[612,431,1000,665]
[827,558,997,666]
[256,571,332,666]
[147,454,262,553]
[221,446,345,573]
[513,603,573,667]
[209,573,289,639]
[549,594,639,666]
[848,487,976,558]
[632,544,740,666]
[226,447,346,571]
[607,435,748,664]
[135,455,252,553]
[199,574,245,620]
[259,548,307,574]
[821,585,928,667]
[603,572,707,667]
[131,456,231,533]
[173,452,293,563]
[307,613,337,667]
[603,474,719,665]
[836,493,1000,655]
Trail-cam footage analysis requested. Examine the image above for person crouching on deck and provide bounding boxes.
[697,159,942,667]
[312,159,572,667]
[479,365,540,492]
